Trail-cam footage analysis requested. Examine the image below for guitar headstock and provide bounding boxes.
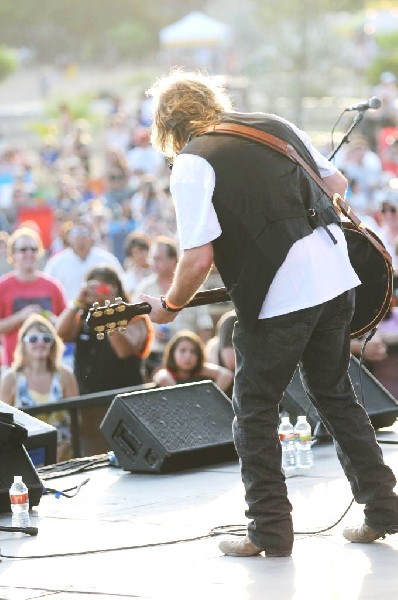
[86,297,152,339]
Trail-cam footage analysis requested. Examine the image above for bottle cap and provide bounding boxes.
[14,475,22,482]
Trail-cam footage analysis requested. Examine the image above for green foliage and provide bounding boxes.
[109,21,153,59]
[43,93,105,135]
[124,70,156,88]
[0,45,18,81]
[254,0,365,22]
[0,1,202,63]
[375,31,398,52]
[367,56,398,85]
[366,31,398,85]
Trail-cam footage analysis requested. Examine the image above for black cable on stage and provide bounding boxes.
[0,496,356,560]
[0,533,213,560]
[38,455,110,481]
[44,478,90,498]
[357,328,377,410]
[0,586,135,598]
[211,498,355,537]
[0,525,38,536]
[356,332,398,445]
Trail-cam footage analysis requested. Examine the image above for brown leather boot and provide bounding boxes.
[218,535,291,557]
[342,522,398,543]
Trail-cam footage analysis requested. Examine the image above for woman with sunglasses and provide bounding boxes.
[0,226,67,368]
[0,314,79,461]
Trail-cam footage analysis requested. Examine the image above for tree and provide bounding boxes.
[235,0,367,125]
[0,45,18,81]
[0,1,210,63]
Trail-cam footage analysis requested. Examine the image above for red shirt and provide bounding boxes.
[0,272,67,366]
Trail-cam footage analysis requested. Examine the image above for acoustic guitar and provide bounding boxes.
[343,221,393,338]
[86,252,392,341]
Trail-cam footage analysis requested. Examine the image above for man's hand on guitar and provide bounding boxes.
[139,294,178,324]
[85,288,228,339]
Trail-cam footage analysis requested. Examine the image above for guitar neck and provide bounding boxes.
[184,287,230,308]
[136,287,230,314]
[86,287,231,337]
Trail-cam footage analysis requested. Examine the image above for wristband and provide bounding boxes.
[160,295,183,313]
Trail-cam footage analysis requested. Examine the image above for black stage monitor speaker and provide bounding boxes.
[0,401,57,467]
[0,445,44,513]
[281,356,398,431]
[0,411,45,513]
[100,380,237,473]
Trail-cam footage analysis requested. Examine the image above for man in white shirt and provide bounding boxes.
[44,221,124,301]
[141,70,398,557]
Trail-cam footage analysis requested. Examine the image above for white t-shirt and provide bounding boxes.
[170,118,360,319]
[44,246,124,301]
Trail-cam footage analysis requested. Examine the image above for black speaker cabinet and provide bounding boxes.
[0,401,57,467]
[0,444,44,513]
[282,356,398,430]
[100,380,237,473]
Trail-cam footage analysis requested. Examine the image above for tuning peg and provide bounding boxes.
[96,332,105,340]
[92,301,103,317]
[118,326,127,333]
[104,305,114,315]
[114,297,126,312]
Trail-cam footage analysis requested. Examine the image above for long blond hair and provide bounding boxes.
[146,69,233,158]
[12,314,64,373]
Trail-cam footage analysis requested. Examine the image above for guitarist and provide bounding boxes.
[141,69,398,557]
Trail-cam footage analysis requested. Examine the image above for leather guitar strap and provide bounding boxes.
[200,122,392,265]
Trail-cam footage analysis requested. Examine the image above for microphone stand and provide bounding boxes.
[0,524,38,536]
[328,111,365,162]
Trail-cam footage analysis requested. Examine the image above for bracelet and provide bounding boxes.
[160,295,183,313]
[69,300,85,312]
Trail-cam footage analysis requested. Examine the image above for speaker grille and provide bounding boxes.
[101,381,237,472]
[118,382,234,452]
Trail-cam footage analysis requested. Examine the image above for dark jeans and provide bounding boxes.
[232,289,398,554]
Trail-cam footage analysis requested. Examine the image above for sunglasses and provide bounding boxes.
[381,207,397,214]
[23,333,54,345]
[14,246,39,253]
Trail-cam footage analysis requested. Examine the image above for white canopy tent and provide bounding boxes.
[159,11,232,49]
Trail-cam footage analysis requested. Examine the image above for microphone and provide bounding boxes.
[345,97,382,112]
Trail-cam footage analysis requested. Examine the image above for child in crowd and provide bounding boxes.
[153,330,233,394]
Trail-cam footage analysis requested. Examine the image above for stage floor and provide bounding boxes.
[1,426,398,600]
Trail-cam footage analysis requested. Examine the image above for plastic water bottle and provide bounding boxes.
[9,475,30,528]
[278,415,296,472]
[294,415,314,469]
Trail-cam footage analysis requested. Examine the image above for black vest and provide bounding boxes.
[180,113,340,330]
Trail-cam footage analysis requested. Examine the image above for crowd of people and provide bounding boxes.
[1,75,398,465]
[0,92,235,459]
